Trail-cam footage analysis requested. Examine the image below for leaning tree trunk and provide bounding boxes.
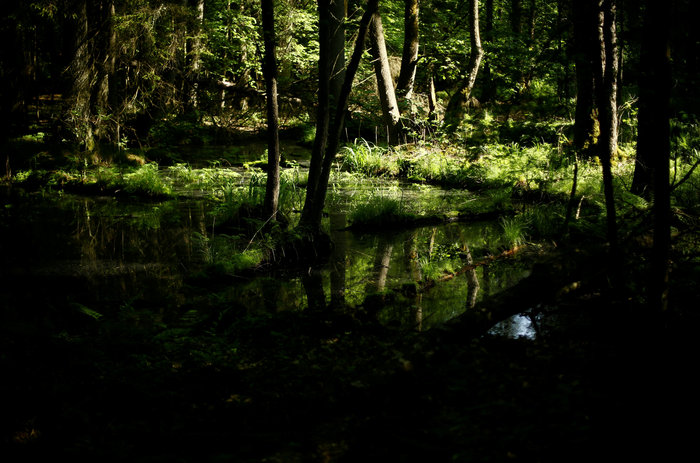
[444,0,484,130]
[301,0,378,232]
[595,0,619,253]
[369,12,401,145]
[396,0,419,99]
[261,0,281,221]
[299,0,332,231]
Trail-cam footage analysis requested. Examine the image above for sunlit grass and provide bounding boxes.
[122,163,173,196]
[499,215,529,249]
[348,194,412,227]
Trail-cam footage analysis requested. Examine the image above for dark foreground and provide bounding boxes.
[1,241,698,463]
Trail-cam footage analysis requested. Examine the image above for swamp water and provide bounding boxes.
[1,171,543,338]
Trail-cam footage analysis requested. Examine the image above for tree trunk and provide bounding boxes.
[186,0,205,110]
[91,0,116,145]
[481,0,495,102]
[70,0,95,151]
[595,0,619,252]
[630,0,658,198]
[528,0,537,43]
[369,12,401,144]
[396,0,419,99]
[427,76,437,121]
[299,0,333,231]
[329,0,345,110]
[261,0,281,221]
[572,0,597,150]
[637,0,671,312]
[510,0,523,35]
[300,0,378,233]
[444,0,484,130]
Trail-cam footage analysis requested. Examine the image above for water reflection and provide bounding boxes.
[1,190,535,332]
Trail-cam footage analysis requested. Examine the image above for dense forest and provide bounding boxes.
[2,0,699,461]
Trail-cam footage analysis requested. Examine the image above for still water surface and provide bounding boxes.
[1,178,538,337]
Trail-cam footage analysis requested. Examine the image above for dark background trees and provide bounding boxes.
[2,0,697,146]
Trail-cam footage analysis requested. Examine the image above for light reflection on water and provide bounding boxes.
[488,312,537,339]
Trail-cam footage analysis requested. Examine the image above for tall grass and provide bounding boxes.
[348,193,414,227]
[340,139,398,176]
[122,163,173,196]
[499,215,529,248]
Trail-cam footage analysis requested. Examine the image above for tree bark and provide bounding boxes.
[261,0,281,221]
[299,0,332,231]
[70,0,95,151]
[510,0,523,35]
[444,0,483,130]
[186,0,205,110]
[629,0,659,198]
[595,0,619,253]
[427,76,437,121]
[396,0,419,98]
[329,0,346,110]
[595,0,618,254]
[369,12,401,144]
[91,0,116,144]
[481,0,496,102]
[637,0,671,312]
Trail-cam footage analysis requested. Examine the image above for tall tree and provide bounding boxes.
[396,0,419,98]
[300,0,378,233]
[510,0,523,35]
[636,0,671,311]
[595,0,619,252]
[329,0,345,109]
[92,0,116,143]
[68,0,95,151]
[572,0,597,150]
[481,0,496,102]
[186,0,206,110]
[444,0,484,129]
[300,0,332,232]
[261,0,281,221]
[369,11,401,144]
